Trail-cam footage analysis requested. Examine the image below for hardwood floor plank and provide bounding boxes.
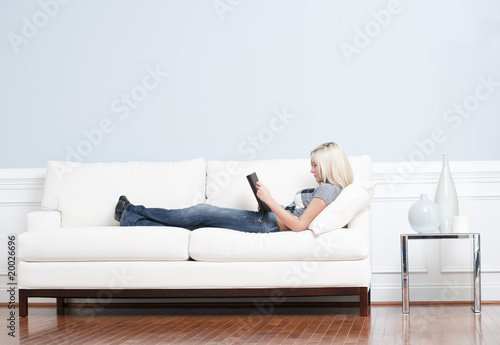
[382,305,399,345]
[262,314,302,345]
[189,314,237,345]
[305,313,337,345]
[357,307,376,344]
[290,314,327,345]
[8,304,500,345]
[344,314,366,344]
[245,313,296,345]
[479,306,500,345]
[366,306,386,344]
[232,313,275,344]
[205,314,259,344]
[280,310,316,345]
[322,313,346,344]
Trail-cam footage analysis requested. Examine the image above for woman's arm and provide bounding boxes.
[256,182,327,232]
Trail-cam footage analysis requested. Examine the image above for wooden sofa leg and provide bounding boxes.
[57,298,66,316]
[19,289,28,317]
[360,286,371,316]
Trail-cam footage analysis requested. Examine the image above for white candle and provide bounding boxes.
[452,216,470,233]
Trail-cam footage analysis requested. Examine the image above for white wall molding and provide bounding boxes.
[373,161,500,201]
[0,168,46,185]
[373,161,500,181]
[0,169,45,206]
[1,161,500,303]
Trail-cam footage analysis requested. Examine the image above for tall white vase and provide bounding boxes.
[434,154,459,233]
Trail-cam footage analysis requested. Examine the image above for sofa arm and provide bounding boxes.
[27,211,62,232]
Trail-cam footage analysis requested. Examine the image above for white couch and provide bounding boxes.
[18,156,375,317]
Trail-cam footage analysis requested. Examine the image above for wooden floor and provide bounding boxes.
[4,304,500,345]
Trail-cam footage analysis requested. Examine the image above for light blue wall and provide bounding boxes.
[1,0,499,168]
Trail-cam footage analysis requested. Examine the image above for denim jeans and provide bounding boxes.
[120,203,281,233]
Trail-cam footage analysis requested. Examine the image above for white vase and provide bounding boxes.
[408,194,441,233]
[434,154,459,233]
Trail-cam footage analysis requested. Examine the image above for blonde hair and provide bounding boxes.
[310,142,353,189]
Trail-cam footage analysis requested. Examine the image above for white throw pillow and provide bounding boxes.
[308,181,376,235]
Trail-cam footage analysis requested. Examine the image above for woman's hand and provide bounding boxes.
[256,181,272,204]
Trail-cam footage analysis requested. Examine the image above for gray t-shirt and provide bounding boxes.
[284,183,341,218]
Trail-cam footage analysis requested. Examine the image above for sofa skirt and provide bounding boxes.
[19,260,371,290]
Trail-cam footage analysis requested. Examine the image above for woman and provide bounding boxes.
[115,142,353,233]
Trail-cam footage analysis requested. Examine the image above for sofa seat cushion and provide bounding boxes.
[188,227,369,262]
[19,227,191,262]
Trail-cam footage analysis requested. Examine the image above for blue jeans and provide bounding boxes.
[120,203,281,233]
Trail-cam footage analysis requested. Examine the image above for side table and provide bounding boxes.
[400,233,481,314]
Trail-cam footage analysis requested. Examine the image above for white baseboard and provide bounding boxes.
[372,282,500,302]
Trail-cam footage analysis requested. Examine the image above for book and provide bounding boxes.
[246,172,272,213]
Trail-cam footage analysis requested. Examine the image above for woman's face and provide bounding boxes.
[310,161,323,183]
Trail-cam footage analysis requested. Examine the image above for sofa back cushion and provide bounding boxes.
[205,155,372,211]
[41,158,207,227]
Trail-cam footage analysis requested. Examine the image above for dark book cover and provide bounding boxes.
[246,172,272,213]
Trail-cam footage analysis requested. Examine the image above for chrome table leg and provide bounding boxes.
[473,234,481,313]
[401,235,409,314]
